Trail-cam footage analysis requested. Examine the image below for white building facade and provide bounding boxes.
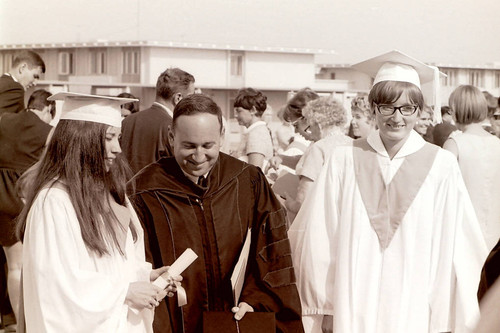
[0,41,345,121]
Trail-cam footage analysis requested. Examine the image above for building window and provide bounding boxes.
[90,49,106,74]
[1,53,13,74]
[330,72,336,80]
[230,52,244,76]
[58,51,74,75]
[123,50,139,74]
[229,98,236,119]
[441,69,457,86]
[468,69,483,87]
[495,71,500,88]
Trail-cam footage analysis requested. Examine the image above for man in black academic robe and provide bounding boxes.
[129,94,303,333]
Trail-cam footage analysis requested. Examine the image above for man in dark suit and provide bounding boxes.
[0,50,45,332]
[0,50,45,115]
[120,68,195,174]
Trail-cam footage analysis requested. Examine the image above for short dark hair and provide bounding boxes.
[117,92,139,113]
[172,94,222,133]
[369,81,424,112]
[27,89,55,118]
[440,106,452,117]
[12,50,46,73]
[284,87,319,121]
[156,68,195,100]
[233,88,267,117]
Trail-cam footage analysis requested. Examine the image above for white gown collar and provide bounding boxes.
[367,129,426,159]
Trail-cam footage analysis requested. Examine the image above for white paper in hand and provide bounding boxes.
[230,229,252,306]
[153,248,198,289]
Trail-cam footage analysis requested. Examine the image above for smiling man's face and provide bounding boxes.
[169,112,223,177]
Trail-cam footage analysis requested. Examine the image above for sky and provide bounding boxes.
[1,0,500,66]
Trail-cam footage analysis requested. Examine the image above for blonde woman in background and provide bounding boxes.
[415,104,434,142]
[443,85,500,251]
[285,96,352,218]
[350,95,376,139]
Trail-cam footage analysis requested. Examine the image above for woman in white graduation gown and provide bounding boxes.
[16,93,175,333]
[288,51,488,333]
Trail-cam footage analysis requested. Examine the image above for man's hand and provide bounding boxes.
[268,155,283,171]
[284,192,301,214]
[150,266,183,299]
[231,302,254,320]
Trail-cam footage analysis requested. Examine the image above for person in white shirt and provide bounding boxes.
[284,96,352,220]
[443,85,500,252]
[234,87,274,169]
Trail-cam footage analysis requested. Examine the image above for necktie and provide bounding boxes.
[197,176,206,187]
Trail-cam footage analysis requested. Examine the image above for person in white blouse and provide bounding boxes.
[234,87,274,169]
[288,51,487,333]
[16,92,180,333]
[443,85,500,252]
[284,95,353,219]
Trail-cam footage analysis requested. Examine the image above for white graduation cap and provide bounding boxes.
[48,92,138,128]
[351,50,446,123]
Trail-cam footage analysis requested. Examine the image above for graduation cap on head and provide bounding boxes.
[351,50,446,122]
[48,92,138,128]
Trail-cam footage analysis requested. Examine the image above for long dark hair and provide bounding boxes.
[17,120,133,256]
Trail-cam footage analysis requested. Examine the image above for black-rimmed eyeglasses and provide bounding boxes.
[375,104,419,116]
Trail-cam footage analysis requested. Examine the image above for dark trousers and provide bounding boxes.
[478,238,500,302]
[0,249,15,327]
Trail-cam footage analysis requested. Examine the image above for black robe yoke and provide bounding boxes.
[129,153,303,333]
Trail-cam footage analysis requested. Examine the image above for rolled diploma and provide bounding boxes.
[153,248,198,289]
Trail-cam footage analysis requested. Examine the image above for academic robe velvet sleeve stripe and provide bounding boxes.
[23,187,150,333]
[239,169,303,332]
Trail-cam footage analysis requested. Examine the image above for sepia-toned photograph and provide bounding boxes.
[1,0,500,332]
